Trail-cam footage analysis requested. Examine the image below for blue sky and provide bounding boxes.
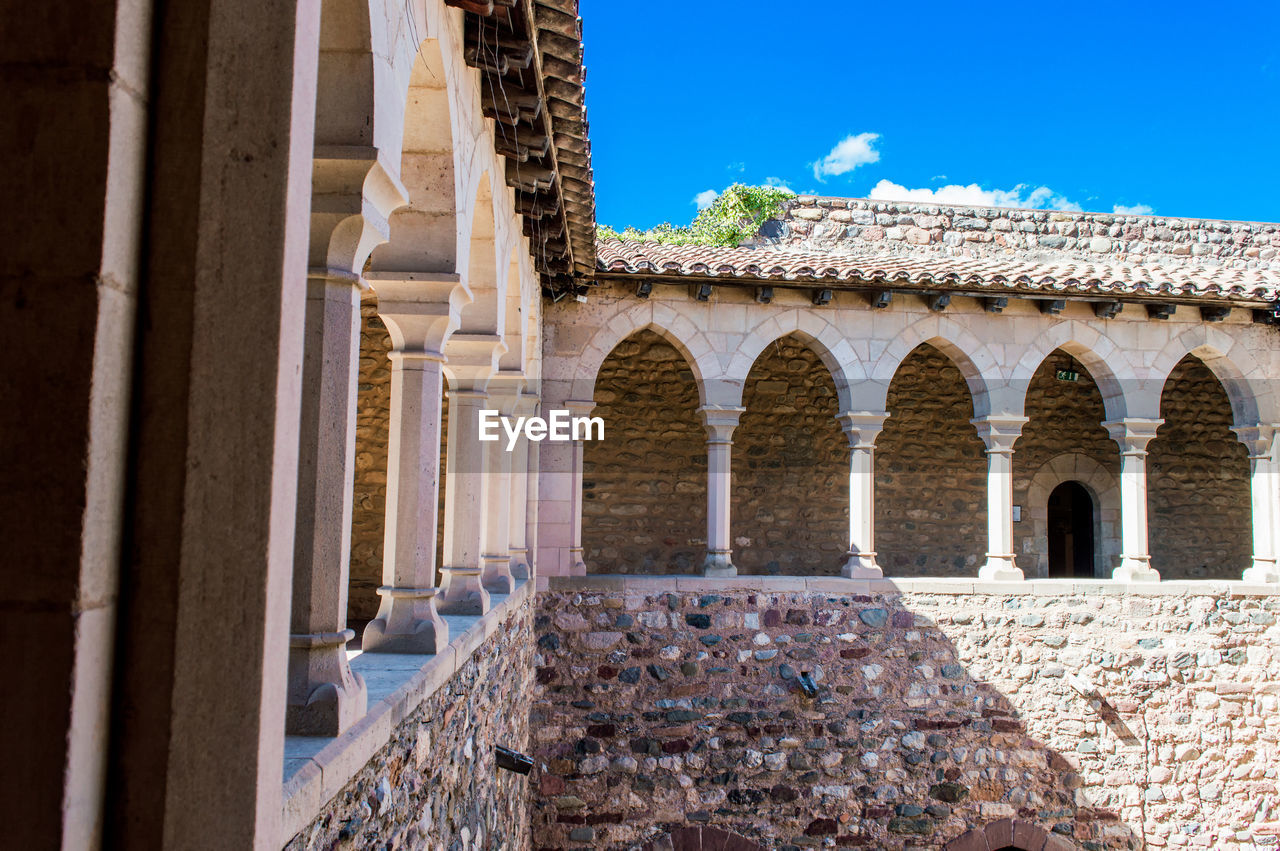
[579,1,1280,230]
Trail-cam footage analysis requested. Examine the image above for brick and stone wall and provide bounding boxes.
[531,580,1280,850]
[733,337,846,575]
[583,330,706,574]
[350,299,449,619]
[771,197,1279,270]
[1149,356,1252,579]
[286,594,534,850]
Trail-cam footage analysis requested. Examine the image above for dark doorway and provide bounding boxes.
[1048,481,1095,577]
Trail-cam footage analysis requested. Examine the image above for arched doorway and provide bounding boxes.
[1048,481,1094,578]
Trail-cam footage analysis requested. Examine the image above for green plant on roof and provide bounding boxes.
[596,183,795,247]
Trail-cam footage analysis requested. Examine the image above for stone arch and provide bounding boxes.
[371,37,459,274]
[497,245,525,375]
[315,0,375,147]
[729,310,861,411]
[1025,453,1121,578]
[942,818,1079,850]
[454,170,501,336]
[1151,327,1272,426]
[574,301,721,405]
[641,826,767,851]
[1012,322,1133,422]
[870,316,1003,416]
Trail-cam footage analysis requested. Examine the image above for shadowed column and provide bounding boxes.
[839,411,889,578]
[1233,424,1279,583]
[699,406,746,577]
[1104,418,1164,582]
[972,415,1030,581]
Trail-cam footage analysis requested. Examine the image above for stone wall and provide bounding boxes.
[350,299,448,619]
[733,337,847,575]
[286,593,534,850]
[583,330,706,574]
[876,345,989,576]
[531,580,1280,850]
[771,197,1279,270]
[1150,356,1253,579]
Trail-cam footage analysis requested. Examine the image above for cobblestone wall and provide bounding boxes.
[733,337,846,575]
[771,197,1278,270]
[583,330,705,574]
[287,594,534,850]
[350,299,448,619]
[532,583,1280,850]
[1150,356,1252,579]
[876,345,989,576]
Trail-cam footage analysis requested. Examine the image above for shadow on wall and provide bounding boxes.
[530,588,1149,850]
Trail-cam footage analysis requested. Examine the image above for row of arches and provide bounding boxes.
[583,329,1251,580]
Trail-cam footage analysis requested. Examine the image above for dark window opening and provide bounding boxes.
[1048,480,1095,578]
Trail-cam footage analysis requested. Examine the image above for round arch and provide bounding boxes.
[942,819,1080,850]
[1025,453,1120,578]
[870,316,1003,417]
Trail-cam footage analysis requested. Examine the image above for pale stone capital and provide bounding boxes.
[837,411,889,450]
[1103,418,1164,455]
[698,405,746,443]
[563,399,597,417]
[370,273,466,355]
[1231,424,1278,458]
[970,415,1030,454]
[443,333,506,390]
[310,147,408,276]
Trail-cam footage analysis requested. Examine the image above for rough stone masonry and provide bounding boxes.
[532,580,1280,850]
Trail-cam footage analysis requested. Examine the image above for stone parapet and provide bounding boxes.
[771,196,1280,271]
[533,577,1280,849]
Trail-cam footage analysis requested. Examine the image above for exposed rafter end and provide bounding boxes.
[635,280,653,299]
[982,296,1009,313]
[1147,303,1176,320]
[692,282,713,302]
[1039,299,1066,315]
[755,286,773,304]
[812,288,833,306]
[1093,301,1123,320]
[869,291,892,309]
[1199,305,1231,322]
[926,292,951,312]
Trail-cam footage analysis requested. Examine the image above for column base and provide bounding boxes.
[978,555,1025,581]
[841,552,883,579]
[1243,560,1280,583]
[286,630,368,736]
[437,566,491,615]
[1112,557,1160,582]
[363,587,449,654]
[481,553,515,594]
[702,551,737,577]
[509,547,531,580]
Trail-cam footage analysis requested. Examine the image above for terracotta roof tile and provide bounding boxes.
[595,240,1280,303]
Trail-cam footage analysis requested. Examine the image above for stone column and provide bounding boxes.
[508,394,538,580]
[286,271,368,734]
[525,414,542,576]
[1104,418,1164,582]
[1233,425,1279,583]
[838,412,889,578]
[564,399,597,574]
[971,416,1030,581]
[360,277,459,654]
[479,388,518,595]
[698,406,746,577]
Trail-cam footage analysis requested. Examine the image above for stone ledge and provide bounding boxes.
[541,574,1280,598]
[279,579,532,842]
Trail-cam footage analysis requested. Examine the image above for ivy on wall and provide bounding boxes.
[596,183,794,247]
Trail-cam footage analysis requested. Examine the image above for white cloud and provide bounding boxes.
[868,179,1082,212]
[763,176,796,194]
[1113,203,1154,216]
[693,189,719,210]
[812,132,881,181]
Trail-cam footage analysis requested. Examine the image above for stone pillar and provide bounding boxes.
[359,277,458,654]
[699,406,746,577]
[838,412,889,578]
[1233,425,1279,583]
[564,400,597,574]
[972,416,1030,581]
[286,272,368,733]
[508,394,538,580]
[479,388,518,595]
[525,413,542,576]
[1104,418,1164,582]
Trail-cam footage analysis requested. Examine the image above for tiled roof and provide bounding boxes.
[595,240,1280,303]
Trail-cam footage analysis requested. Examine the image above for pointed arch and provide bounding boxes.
[315,0,375,146]
[870,316,1003,416]
[1151,326,1273,426]
[370,37,459,274]
[455,170,501,336]
[1011,321,1133,422]
[731,310,861,411]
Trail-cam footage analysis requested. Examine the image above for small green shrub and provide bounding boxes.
[596,183,795,247]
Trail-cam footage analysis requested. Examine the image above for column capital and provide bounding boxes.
[443,333,506,390]
[563,399,597,417]
[970,415,1030,453]
[698,405,746,442]
[370,272,466,356]
[1103,418,1164,454]
[1231,423,1278,458]
[514,393,541,417]
[310,149,408,276]
[837,411,889,449]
